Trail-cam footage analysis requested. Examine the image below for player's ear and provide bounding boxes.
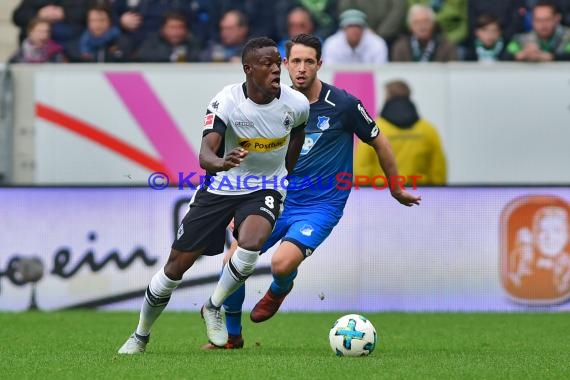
[317,59,323,70]
[243,63,252,75]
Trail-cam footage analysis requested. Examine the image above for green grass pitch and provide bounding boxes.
[1,311,569,379]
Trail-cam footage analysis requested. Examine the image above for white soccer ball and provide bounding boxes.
[329,314,377,357]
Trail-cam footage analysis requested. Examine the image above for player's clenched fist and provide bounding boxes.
[220,147,248,170]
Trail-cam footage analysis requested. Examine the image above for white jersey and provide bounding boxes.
[203,83,310,195]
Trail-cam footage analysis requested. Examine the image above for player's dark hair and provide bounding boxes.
[241,36,277,64]
[285,33,322,61]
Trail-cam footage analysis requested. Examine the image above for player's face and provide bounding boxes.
[248,46,282,97]
[285,44,321,91]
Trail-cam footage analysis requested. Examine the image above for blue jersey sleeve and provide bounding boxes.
[342,98,380,143]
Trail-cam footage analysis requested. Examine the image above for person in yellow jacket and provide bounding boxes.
[354,80,447,185]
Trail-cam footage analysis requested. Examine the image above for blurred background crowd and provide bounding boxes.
[2,0,570,64]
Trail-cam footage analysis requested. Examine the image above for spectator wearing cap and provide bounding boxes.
[322,9,389,64]
[338,0,407,47]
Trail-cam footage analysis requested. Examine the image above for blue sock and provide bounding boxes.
[223,283,245,336]
[269,269,298,296]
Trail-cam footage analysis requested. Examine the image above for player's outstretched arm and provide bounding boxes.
[369,133,421,207]
[199,133,248,173]
[285,125,306,174]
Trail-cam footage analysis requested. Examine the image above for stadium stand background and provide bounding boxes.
[0,0,19,61]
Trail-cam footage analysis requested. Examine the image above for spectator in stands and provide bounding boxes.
[12,0,91,45]
[354,80,447,185]
[322,9,388,64]
[338,0,407,47]
[408,0,468,46]
[136,11,200,63]
[468,0,527,45]
[200,10,249,62]
[275,1,339,41]
[112,0,209,49]
[208,0,276,41]
[298,0,338,38]
[391,4,458,62]
[464,14,506,62]
[505,0,570,62]
[277,6,316,58]
[66,5,131,63]
[9,17,65,63]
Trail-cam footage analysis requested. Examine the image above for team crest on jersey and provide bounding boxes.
[203,113,215,130]
[317,116,330,131]
[282,111,294,131]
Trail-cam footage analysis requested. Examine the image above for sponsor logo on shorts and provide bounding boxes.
[305,248,313,257]
[237,136,288,152]
[500,195,570,305]
[300,224,314,236]
[260,206,275,220]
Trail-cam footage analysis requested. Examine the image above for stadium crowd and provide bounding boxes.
[8,0,570,64]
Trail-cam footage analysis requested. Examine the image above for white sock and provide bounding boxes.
[210,246,259,307]
[136,267,181,336]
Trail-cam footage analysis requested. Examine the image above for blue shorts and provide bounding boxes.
[261,206,343,258]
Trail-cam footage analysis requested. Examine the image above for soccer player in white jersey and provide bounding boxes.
[118,37,310,354]
[204,33,421,349]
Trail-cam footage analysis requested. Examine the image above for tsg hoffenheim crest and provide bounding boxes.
[317,116,330,130]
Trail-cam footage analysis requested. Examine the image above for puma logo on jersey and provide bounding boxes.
[237,136,288,152]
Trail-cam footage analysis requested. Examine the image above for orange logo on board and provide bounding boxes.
[500,195,570,305]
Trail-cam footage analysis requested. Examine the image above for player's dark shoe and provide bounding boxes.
[201,334,244,350]
[250,286,292,323]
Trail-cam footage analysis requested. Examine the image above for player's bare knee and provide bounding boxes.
[271,256,294,277]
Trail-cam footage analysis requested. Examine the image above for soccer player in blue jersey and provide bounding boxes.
[204,33,421,349]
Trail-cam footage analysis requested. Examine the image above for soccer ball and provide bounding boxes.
[329,314,377,357]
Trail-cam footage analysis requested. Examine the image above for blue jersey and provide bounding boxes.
[286,82,379,210]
